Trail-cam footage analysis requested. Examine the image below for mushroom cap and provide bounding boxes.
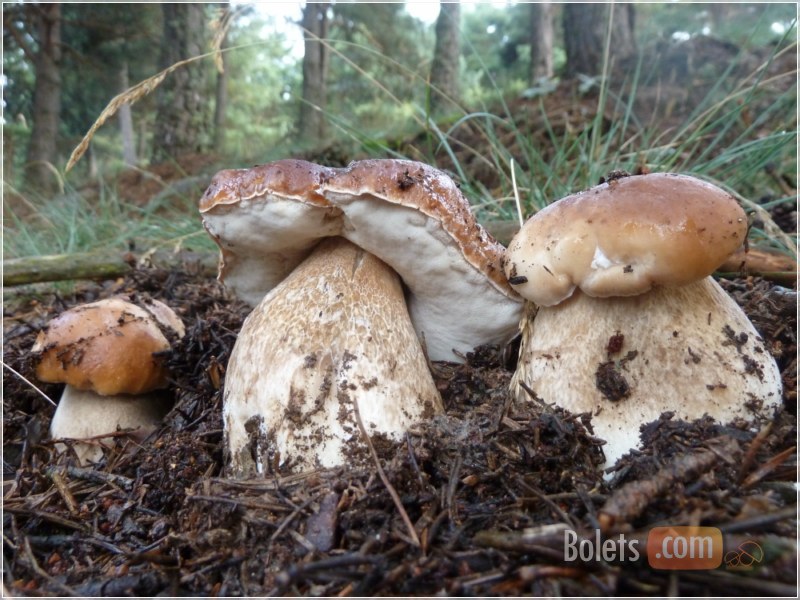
[504,173,748,307]
[200,158,523,362]
[32,297,184,396]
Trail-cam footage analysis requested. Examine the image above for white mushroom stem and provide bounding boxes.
[511,277,782,467]
[224,237,443,476]
[49,386,169,464]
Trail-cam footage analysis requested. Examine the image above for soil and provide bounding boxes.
[3,35,797,599]
[3,258,797,597]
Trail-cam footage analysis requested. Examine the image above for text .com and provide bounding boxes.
[563,526,763,570]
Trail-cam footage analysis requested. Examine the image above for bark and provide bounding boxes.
[563,3,636,78]
[213,5,230,149]
[152,4,211,162]
[213,49,228,149]
[24,4,62,191]
[429,1,461,116]
[298,2,330,142]
[4,250,217,287]
[529,2,554,82]
[117,62,138,167]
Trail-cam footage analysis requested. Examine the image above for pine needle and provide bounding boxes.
[352,396,421,547]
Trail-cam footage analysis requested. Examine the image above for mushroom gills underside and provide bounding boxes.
[223,237,443,476]
[511,277,782,467]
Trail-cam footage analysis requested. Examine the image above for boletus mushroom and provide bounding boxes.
[200,158,523,475]
[503,172,782,467]
[32,297,185,463]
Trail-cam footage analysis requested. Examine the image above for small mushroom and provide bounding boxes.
[200,159,523,475]
[503,173,782,466]
[32,297,185,463]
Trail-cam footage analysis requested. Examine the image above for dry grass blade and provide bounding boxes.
[352,397,420,547]
[210,5,240,73]
[66,54,210,173]
[1,361,56,407]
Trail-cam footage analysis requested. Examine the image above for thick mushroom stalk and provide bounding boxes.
[504,173,783,467]
[224,237,443,475]
[511,279,782,466]
[49,388,170,463]
[32,297,184,464]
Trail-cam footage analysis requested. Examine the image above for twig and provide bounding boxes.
[718,505,797,533]
[351,397,420,547]
[23,536,78,597]
[598,436,740,531]
[47,469,78,516]
[51,465,135,491]
[187,494,290,513]
[741,446,796,489]
[737,422,773,484]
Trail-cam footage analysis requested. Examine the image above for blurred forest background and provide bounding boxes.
[2,2,797,261]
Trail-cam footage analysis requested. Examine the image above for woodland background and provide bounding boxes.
[3,3,797,265]
[2,4,798,596]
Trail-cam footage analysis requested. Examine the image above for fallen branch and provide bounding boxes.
[4,222,794,287]
[598,436,741,532]
[3,249,217,286]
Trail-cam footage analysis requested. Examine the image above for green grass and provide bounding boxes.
[311,23,796,262]
[3,179,216,259]
[4,15,796,263]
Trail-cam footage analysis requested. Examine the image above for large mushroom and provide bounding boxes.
[503,173,783,466]
[32,296,185,463]
[200,158,523,475]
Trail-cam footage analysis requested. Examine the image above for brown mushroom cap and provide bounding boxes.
[200,158,522,361]
[504,173,748,306]
[32,297,184,396]
[199,159,340,305]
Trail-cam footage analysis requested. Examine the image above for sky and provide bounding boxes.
[241,1,514,60]
[239,1,443,60]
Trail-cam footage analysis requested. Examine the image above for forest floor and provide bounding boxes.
[3,36,798,597]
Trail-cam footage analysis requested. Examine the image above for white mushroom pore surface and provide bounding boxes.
[32,297,185,464]
[199,158,523,475]
[503,173,783,467]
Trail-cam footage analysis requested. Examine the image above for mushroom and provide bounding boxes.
[503,173,783,467]
[32,297,185,463]
[200,158,523,475]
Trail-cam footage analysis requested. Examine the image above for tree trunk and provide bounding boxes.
[298,2,330,142]
[117,62,138,167]
[563,3,636,78]
[152,4,211,163]
[429,1,461,117]
[24,4,62,192]
[529,2,554,82]
[213,47,228,149]
[213,5,230,149]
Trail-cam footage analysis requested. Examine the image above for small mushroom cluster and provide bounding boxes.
[199,159,523,474]
[30,163,783,480]
[503,172,783,466]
